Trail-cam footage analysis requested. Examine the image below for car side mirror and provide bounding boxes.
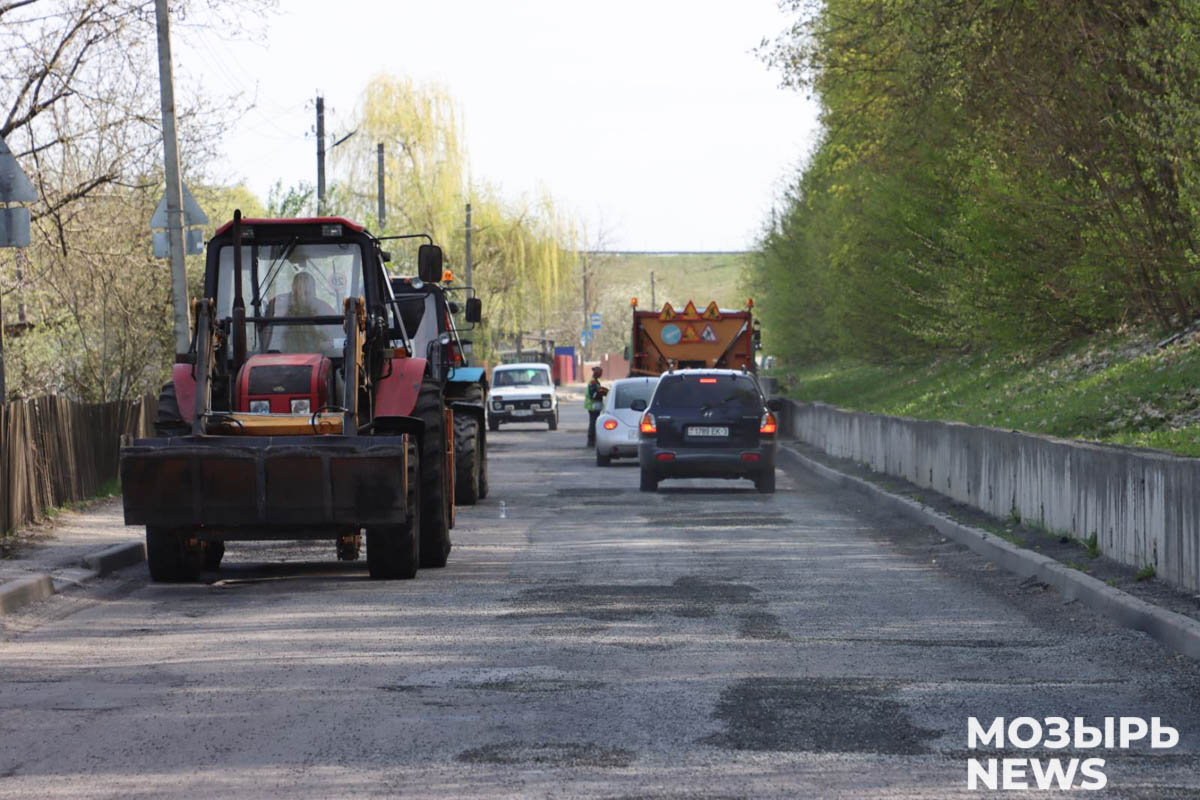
[418,244,443,283]
[630,399,647,412]
[766,397,784,412]
[465,297,482,323]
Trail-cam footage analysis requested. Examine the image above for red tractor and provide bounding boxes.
[120,213,455,581]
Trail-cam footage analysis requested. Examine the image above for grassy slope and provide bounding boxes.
[600,253,751,310]
[781,329,1200,457]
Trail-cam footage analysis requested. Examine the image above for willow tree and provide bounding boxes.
[331,74,579,358]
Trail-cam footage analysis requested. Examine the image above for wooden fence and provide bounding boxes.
[1,394,155,534]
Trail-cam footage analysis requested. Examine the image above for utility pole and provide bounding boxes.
[0,281,5,400]
[581,255,590,361]
[316,95,326,215]
[376,142,385,232]
[650,270,656,309]
[154,0,190,357]
[464,203,472,287]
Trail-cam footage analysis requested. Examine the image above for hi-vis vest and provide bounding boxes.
[584,381,603,411]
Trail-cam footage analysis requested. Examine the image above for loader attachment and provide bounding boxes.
[120,435,411,530]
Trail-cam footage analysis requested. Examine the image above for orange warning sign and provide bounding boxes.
[702,301,722,320]
[659,302,676,321]
[681,300,699,320]
[680,323,701,343]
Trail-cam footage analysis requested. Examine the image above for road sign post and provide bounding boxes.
[0,133,37,399]
[150,183,208,258]
[589,312,602,330]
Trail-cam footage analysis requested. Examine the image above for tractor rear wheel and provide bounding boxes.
[367,437,420,579]
[146,526,203,582]
[154,381,190,437]
[414,377,452,568]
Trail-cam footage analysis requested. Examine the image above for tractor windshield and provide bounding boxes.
[216,242,363,358]
[494,368,550,387]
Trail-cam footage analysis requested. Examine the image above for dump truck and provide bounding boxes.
[391,268,489,505]
[627,299,760,376]
[120,213,455,581]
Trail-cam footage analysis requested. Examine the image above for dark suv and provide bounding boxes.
[636,369,780,493]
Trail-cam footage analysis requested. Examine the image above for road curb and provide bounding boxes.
[0,574,55,615]
[779,443,1200,660]
[81,541,146,576]
[0,539,146,616]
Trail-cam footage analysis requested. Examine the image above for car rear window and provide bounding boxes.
[613,381,656,409]
[652,375,761,412]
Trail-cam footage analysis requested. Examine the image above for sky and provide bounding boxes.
[174,1,819,252]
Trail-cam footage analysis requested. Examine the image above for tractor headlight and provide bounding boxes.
[291,398,312,415]
[250,400,270,414]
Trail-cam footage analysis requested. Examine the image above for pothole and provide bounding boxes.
[512,576,758,621]
[703,677,936,754]
[456,741,636,767]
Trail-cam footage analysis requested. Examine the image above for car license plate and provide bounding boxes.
[512,409,532,417]
[688,426,729,437]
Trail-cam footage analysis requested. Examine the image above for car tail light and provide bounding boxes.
[656,452,675,462]
[602,419,618,430]
[640,413,656,435]
[699,377,718,384]
[760,412,777,435]
[741,453,761,462]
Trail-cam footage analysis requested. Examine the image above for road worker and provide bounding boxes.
[584,365,608,446]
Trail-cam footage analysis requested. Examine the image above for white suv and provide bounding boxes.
[488,363,559,431]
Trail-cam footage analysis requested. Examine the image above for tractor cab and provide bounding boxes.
[389,271,482,384]
[204,216,402,425]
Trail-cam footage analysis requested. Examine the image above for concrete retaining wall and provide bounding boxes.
[789,402,1200,594]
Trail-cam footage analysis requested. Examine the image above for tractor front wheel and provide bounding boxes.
[146,527,203,582]
[154,381,190,437]
[454,413,481,505]
[203,541,225,571]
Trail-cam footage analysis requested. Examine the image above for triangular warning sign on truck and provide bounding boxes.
[700,323,719,342]
[681,300,699,319]
[680,323,701,343]
[659,302,676,321]
[702,302,722,321]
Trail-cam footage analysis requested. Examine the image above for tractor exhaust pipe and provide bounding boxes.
[231,209,248,376]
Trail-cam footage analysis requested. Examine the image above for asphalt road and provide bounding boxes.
[2,403,1200,798]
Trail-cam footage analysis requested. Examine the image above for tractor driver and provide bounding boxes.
[267,270,339,354]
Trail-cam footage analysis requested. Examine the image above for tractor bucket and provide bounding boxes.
[120,435,411,530]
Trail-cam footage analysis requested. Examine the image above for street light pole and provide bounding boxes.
[377,143,385,232]
[465,203,472,287]
[316,95,325,215]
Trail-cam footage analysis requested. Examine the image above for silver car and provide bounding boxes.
[595,376,659,466]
